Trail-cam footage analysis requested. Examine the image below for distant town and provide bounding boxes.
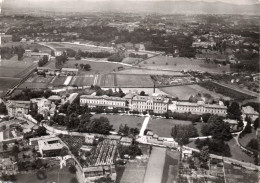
[0,1,259,183]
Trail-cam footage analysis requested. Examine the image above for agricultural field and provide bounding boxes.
[51,76,68,87]
[147,118,192,138]
[99,73,116,87]
[91,114,144,132]
[69,75,95,86]
[117,68,184,76]
[118,87,168,96]
[99,73,154,88]
[120,159,148,183]
[159,84,228,100]
[44,42,114,53]
[116,74,154,88]
[162,150,179,183]
[224,163,259,183]
[19,73,54,89]
[138,55,230,73]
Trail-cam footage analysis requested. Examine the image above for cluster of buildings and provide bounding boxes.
[5,93,78,118]
[27,134,132,182]
[80,93,228,115]
[37,67,79,76]
[0,34,12,44]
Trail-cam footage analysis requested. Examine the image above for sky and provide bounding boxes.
[2,0,259,5]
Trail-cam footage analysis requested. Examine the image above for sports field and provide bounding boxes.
[138,55,230,73]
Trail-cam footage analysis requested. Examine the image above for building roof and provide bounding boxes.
[120,137,133,143]
[7,100,30,109]
[61,68,79,72]
[242,106,259,115]
[132,95,169,103]
[80,95,126,101]
[48,95,62,101]
[38,137,64,151]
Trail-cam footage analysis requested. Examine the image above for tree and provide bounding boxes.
[60,147,69,157]
[75,63,78,68]
[0,102,8,115]
[35,114,44,123]
[118,124,130,136]
[71,177,79,183]
[171,124,198,145]
[33,48,39,52]
[3,143,8,151]
[246,138,258,151]
[202,113,211,123]
[227,102,241,120]
[140,91,146,96]
[200,146,210,163]
[35,126,47,137]
[253,117,259,130]
[11,145,20,156]
[83,64,91,71]
[69,165,77,174]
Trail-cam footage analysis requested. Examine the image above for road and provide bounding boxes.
[139,116,150,136]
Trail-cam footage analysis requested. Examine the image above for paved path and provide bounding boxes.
[139,116,150,136]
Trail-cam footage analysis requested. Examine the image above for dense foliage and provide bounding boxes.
[195,138,231,157]
[171,124,199,145]
[201,115,232,141]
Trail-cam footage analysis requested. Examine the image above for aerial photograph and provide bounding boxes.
[0,0,259,182]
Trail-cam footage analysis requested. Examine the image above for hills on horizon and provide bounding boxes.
[2,0,260,15]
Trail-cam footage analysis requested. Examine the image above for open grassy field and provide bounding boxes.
[238,129,257,148]
[0,56,38,95]
[159,84,228,100]
[0,56,36,77]
[147,118,192,137]
[138,55,230,73]
[15,166,77,183]
[226,138,254,163]
[1,42,52,54]
[0,78,21,96]
[45,42,114,53]
[122,57,140,65]
[91,114,144,132]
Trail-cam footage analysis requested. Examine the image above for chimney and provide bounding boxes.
[153,84,155,93]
